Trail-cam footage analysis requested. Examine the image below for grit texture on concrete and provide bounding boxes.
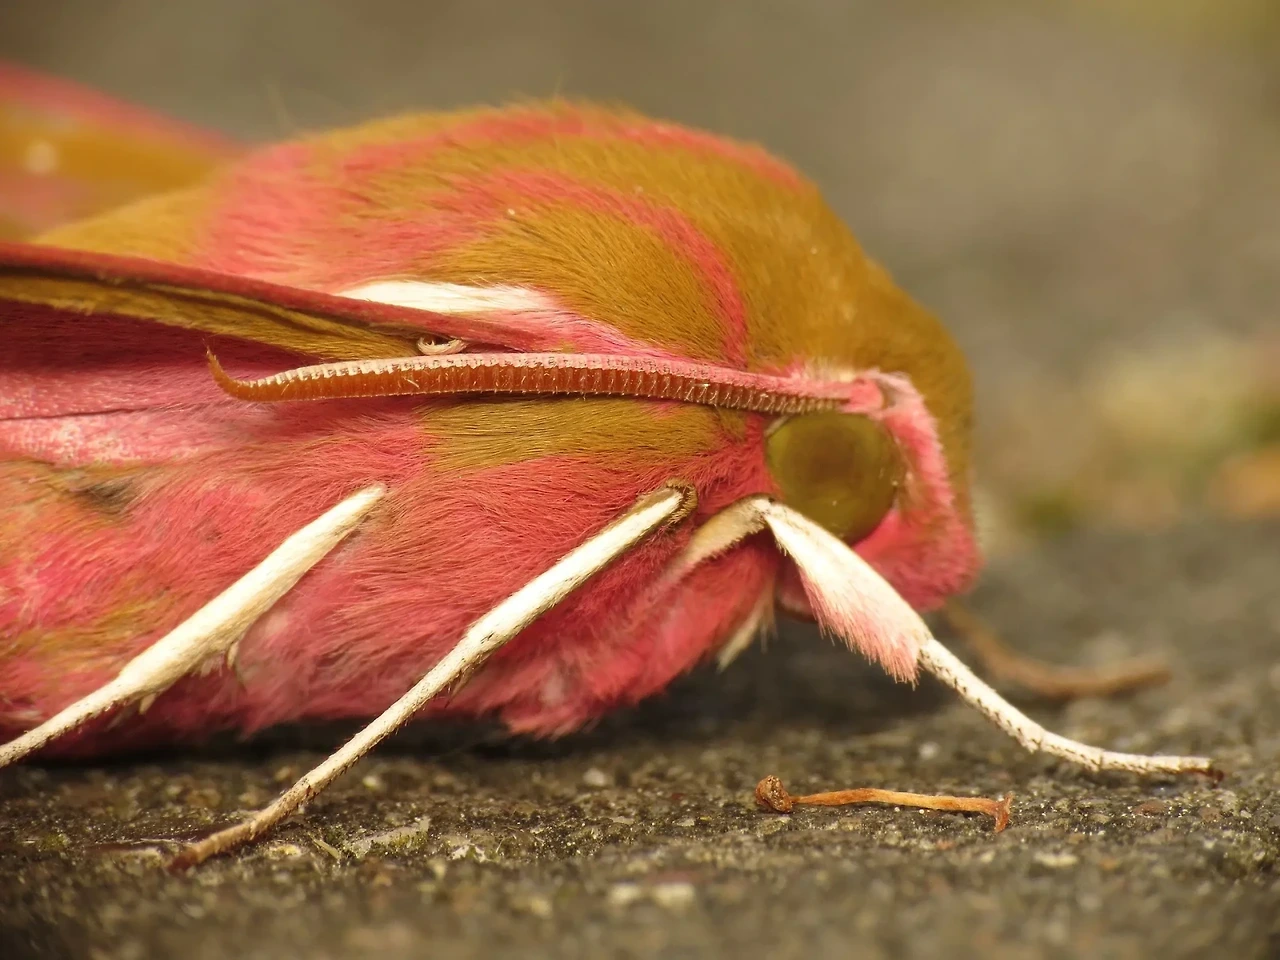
[1,3,1278,959]
[2,521,1278,960]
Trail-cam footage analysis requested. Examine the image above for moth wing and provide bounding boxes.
[0,241,558,421]
[0,62,238,238]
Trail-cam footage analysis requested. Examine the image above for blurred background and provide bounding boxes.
[3,0,1277,556]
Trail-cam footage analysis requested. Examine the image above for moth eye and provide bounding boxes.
[765,411,904,541]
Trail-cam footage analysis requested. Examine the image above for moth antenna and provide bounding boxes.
[0,485,386,768]
[206,351,854,415]
[169,481,696,869]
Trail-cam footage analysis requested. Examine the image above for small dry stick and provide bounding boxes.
[943,601,1171,701]
[755,775,1013,833]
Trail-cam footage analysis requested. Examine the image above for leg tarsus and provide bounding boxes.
[918,637,1217,778]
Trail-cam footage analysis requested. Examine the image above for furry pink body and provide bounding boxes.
[1,289,969,753]
[0,288,776,746]
[0,92,979,756]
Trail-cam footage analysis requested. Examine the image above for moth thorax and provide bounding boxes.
[765,412,903,541]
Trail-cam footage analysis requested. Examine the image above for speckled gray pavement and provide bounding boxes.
[2,522,1278,959]
[2,3,1278,958]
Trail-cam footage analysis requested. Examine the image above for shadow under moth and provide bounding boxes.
[0,63,1218,868]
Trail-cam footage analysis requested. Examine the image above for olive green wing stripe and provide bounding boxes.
[0,241,429,360]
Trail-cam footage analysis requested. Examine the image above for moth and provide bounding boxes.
[0,64,1216,867]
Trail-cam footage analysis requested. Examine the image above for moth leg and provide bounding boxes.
[758,499,1216,778]
[918,637,1216,778]
[941,601,1171,700]
[661,498,775,670]
[755,499,1216,777]
[169,482,695,870]
[716,589,774,670]
[677,497,1216,779]
[0,485,387,768]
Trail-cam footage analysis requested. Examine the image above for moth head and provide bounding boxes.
[765,301,980,618]
[766,386,978,619]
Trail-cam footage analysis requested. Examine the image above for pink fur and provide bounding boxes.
[1,305,302,421]
[1,312,779,748]
[0,242,677,361]
[777,371,979,615]
[203,166,750,363]
[0,95,981,756]
[1,299,975,752]
[854,372,980,609]
[335,107,804,190]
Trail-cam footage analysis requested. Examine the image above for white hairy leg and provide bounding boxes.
[170,482,695,869]
[916,638,1213,776]
[0,485,386,768]
[716,589,774,670]
[669,496,1217,778]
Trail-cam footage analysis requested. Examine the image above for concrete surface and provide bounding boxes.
[2,520,1278,959]
[1,4,1278,958]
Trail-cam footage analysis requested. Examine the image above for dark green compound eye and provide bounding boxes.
[765,412,904,541]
